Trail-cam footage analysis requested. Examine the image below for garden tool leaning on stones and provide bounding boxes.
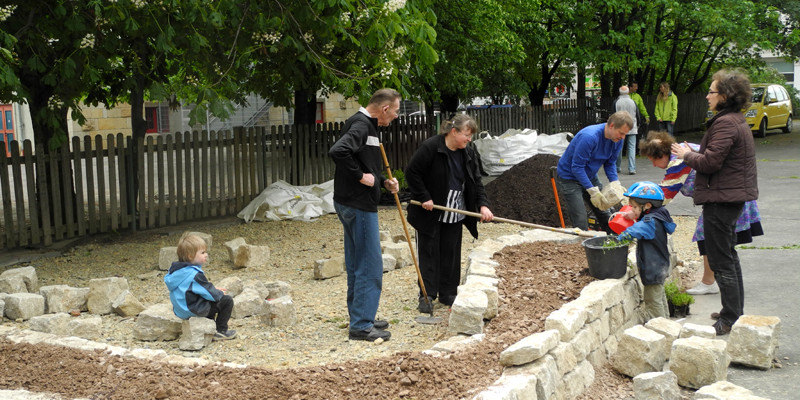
[379,144,442,324]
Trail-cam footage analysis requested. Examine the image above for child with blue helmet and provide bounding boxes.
[618,181,677,321]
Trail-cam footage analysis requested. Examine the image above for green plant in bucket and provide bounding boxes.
[670,292,695,307]
[664,281,680,300]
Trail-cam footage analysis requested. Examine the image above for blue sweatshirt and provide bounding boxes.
[618,207,676,285]
[164,262,225,319]
[557,123,622,189]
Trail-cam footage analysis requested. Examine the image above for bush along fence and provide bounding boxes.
[0,94,707,251]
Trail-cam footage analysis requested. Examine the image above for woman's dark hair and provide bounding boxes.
[712,69,752,112]
[638,130,676,159]
[439,113,478,135]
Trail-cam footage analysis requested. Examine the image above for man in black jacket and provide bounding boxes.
[329,88,400,342]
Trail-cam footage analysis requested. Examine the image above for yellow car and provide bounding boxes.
[706,83,793,137]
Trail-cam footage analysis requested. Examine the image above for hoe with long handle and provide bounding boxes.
[379,144,442,324]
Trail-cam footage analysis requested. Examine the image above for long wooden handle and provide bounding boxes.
[409,200,598,238]
[379,144,433,312]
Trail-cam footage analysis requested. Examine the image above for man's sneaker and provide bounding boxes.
[213,329,237,341]
[373,320,389,330]
[713,320,731,336]
[686,281,719,295]
[418,296,434,314]
[349,327,391,342]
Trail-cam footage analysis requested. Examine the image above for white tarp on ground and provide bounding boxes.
[237,180,335,222]
[473,129,572,176]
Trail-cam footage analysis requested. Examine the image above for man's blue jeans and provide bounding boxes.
[616,134,638,173]
[556,175,613,234]
[334,201,383,331]
[703,202,745,326]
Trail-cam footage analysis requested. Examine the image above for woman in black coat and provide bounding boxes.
[405,114,493,313]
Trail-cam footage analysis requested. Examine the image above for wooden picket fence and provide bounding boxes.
[1,95,707,251]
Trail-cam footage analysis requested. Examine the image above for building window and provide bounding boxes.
[145,105,170,133]
[315,102,324,124]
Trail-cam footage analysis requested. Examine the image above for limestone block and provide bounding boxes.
[544,305,587,341]
[29,313,71,335]
[459,280,498,320]
[604,334,619,359]
[313,257,344,280]
[112,290,145,317]
[264,280,291,299]
[133,303,183,341]
[379,230,391,242]
[608,304,625,333]
[579,279,625,311]
[679,323,716,340]
[611,325,668,378]
[158,247,178,271]
[504,354,558,400]
[0,299,4,320]
[570,326,601,361]
[727,315,781,370]
[644,317,681,351]
[448,287,487,335]
[0,266,38,293]
[474,238,506,254]
[392,234,408,244]
[4,293,45,320]
[216,276,244,297]
[622,278,644,325]
[668,336,730,389]
[67,315,102,340]
[694,381,769,400]
[563,360,595,400]
[463,274,499,288]
[87,277,129,315]
[382,242,411,268]
[185,231,213,250]
[232,288,267,318]
[519,229,582,244]
[633,371,681,400]
[473,374,538,400]
[551,342,578,376]
[179,317,217,351]
[466,248,495,263]
[39,285,90,313]
[0,274,27,294]
[500,329,560,366]
[382,254,396,272]
[465,258,498,279]
[563,295,604,324]
[262,296,296,327]
[242,279,270,299]
[225,237,270,268]
[431,334,485,354]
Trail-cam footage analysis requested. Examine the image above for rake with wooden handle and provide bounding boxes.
[408,200,599,238]
[379,144,440,323]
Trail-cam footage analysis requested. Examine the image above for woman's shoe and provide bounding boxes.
[686,281,719,295]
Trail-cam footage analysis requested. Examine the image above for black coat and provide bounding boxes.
[405,135,489,239]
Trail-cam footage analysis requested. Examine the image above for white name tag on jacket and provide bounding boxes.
[366,136,380,147]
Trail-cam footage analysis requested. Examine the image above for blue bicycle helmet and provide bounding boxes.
[623,181,665,207]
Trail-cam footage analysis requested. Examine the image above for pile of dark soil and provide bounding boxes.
[485,154,572,228]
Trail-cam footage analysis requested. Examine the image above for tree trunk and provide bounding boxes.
[293,89,317,126]
[577,66,587,126]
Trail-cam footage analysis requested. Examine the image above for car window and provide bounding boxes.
[767,86,778,103]
[752,87,765,103]
[776,86,788,102]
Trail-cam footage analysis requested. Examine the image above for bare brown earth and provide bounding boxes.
[0,241,611,400]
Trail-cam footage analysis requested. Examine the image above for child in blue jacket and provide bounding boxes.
[618,181,676,321]
[164,233,236,340]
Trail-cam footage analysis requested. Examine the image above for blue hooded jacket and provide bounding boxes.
[618,207,676,285]
[164,262,224,319]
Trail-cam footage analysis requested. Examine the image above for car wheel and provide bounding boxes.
[757,118,767,138]
[782,116,792,133]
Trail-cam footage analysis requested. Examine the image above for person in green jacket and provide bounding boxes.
[655,82,678,135]
[629,82,650,128]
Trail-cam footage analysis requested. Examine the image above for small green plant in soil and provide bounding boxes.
[664,281,680,301]
[601,237,632,249]
[670,292,695,307]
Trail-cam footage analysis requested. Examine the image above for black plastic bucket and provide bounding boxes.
[582,236,629,279]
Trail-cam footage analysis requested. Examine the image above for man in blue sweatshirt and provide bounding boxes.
[556,111,633,234]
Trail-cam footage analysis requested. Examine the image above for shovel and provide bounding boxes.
[408,200,599,238]
[379,144,443,324]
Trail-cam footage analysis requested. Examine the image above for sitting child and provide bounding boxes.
[618,181,676,321]
[164,232,237,340]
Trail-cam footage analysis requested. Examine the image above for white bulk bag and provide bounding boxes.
[473,128,538,176]
[237,180,335,222]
